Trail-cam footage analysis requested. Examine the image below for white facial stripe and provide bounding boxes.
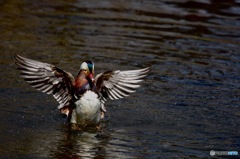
[80,62,88,70]
[80,62,89,72]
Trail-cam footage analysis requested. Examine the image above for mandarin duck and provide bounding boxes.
[14,54,149,128]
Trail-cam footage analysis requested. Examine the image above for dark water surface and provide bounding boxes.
[1,0,240,158]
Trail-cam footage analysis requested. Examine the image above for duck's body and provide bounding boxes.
[71,90,101,126]
[14,54,149,128]
[71,70,101,125]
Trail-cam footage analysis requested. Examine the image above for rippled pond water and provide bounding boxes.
[0,0,240,158]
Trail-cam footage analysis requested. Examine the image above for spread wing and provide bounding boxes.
[14,54,75,109]
[95,67,149,101]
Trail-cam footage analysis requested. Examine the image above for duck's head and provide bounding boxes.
[79,61,94,80]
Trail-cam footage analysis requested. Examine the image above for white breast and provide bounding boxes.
[70,91,101,126]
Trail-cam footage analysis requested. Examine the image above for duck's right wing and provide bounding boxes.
[14,54,75,109]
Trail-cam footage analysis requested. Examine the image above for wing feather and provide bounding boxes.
[95,67,149,101]
[14,54,75,109]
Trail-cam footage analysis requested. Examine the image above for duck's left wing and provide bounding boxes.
[94,67,150,101]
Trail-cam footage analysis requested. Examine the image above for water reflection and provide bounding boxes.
[52,128,108,159]
[32,125,138,159]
